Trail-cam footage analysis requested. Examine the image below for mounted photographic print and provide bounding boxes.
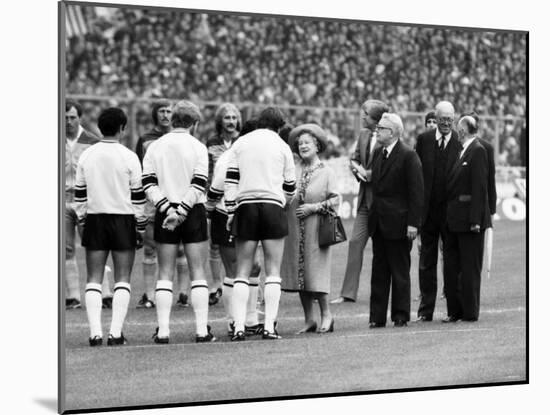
[59,0,527,413]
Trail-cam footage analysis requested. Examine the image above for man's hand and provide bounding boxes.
[226,214,234,232]
[350,160,368,182]
[296,203,318,218]
[77,218,86,240]
[136,231,144,249]
[162,211,185,231]
[407,226,418,241]
[470,224,481,233]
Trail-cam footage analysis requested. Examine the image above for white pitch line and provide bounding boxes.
[65,325,526,352]
[63,306,526,329]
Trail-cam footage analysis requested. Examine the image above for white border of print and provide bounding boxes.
[3,0,543,414]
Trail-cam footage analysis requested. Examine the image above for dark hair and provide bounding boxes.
[215,103,242,134]
[97,107,127,137]
[257,107,285,132]
[278,123,294,144]
[424,111,436,126]
[361,99,389,123]
[151,100,171,125]
[240,118,258,136]
[66,99,83,117]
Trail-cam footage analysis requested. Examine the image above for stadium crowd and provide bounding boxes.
[65,7,526,165]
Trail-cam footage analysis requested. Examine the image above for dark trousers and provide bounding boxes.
[444,228,485,320]
[417,207,450,318]
[369,230,412,324]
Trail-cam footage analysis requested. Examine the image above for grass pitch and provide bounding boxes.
[62,219,526,412]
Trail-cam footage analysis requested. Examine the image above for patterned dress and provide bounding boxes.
[281,161,340,294]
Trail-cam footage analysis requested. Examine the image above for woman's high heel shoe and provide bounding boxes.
[318,319,334,333]
[296,322,317,334]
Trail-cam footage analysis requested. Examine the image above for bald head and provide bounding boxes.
[457,115,477,143]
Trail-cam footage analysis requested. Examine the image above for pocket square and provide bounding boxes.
[461,162,468,166]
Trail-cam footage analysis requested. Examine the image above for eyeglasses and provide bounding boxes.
[437,117,454,124]
[375,125,392,132]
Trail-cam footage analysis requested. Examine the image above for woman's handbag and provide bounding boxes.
[318,208,347,247]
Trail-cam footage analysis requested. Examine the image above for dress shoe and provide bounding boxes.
[318,319,334,334]
[152,327,169,344]
[296,322,317,334]
[262,329,282,340]
[330,296,354,304]
[462,317,478,322]
[442,316,460,323]
[416,315,432,322]
[369,322,385,329]
[394,320,407,327]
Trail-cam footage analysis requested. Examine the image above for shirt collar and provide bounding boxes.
[461,136,476,156]
[435,128,450,144]
[384,139,398,157]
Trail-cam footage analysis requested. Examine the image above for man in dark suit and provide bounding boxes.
[331,99,389,304]
[415,101,462,322]
[462,111,497,218]
[444,115,491,322]
[368,113,424,328]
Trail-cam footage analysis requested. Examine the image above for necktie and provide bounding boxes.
[439,137,445,151]
[383,148,388,160]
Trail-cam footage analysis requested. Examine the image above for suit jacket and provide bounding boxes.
[415,128,461,225]
[446,138,491,232]
[478,138,497,216]
[368,140,424,240]
[350,128,377,210]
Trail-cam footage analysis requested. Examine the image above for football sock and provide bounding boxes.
[85,283,102,338]
[102,265,113,298]
[66,257,81,301]
[246,276,260,326]
[155,280,173,338]
[191,280,209,336]
[109,282,131,338]
[263,276,282,333]
[222,277,234,324]
[209,245,222,291]
[143,256,157,300]
[232,278,249,333]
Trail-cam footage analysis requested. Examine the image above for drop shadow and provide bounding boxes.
[34,398,58,412]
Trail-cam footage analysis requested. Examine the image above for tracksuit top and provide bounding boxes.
[74,140,147,231]
[142,129,208,215]
[224,129,296,215]
[65,126,98,203]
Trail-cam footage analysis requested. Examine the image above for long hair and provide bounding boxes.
[214,103,242,134]
[151,100,171,125]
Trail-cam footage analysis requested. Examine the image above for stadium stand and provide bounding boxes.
[66,7,526,164]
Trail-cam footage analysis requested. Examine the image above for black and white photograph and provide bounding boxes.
[58,0,530,412]
[5,0,545,414]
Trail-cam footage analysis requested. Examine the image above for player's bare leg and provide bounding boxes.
[208,242,223,305]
